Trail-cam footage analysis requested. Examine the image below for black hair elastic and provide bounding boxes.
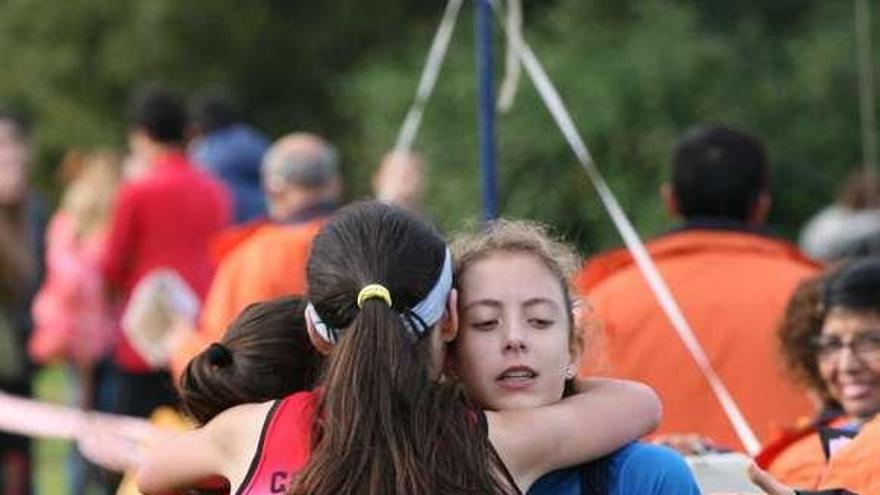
[207,342,233,367]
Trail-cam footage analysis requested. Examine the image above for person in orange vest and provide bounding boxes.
[756,259,880,494]
[577,126,820,451]
[170,132,341,378]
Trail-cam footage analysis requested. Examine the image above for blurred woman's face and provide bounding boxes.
[816,308,880,422]
[0,121,29,205]
[453,252,576,411]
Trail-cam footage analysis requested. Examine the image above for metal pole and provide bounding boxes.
[476,0,499,221]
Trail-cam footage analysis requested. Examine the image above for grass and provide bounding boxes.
[33,365,73,495]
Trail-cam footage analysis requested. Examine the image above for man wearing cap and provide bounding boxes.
[171,133,341,378]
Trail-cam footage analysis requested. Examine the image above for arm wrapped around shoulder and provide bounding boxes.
[486,378,662,492]
[570,378,662,438]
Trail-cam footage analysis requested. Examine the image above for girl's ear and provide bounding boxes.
[440,288,459,343]
[305,308,334,356]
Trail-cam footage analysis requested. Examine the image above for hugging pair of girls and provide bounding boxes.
[137,201,700,495]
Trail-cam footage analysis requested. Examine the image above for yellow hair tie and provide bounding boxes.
[357,284,393,308]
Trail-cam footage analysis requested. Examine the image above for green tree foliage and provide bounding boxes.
[0,0,439,191]
[0,0,877,254]
[344,0,878,252]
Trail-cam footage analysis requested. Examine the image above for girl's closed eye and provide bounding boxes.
[471,318,499,331]
[465,305,502,331]
[527,318,555,329]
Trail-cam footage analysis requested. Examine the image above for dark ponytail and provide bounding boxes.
[291,201,508,495]
[178,296,322,424]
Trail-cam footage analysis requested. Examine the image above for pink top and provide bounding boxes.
[30,212,115,365]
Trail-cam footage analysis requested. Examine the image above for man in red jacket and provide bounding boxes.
[102,86,231,418]
[578,126,819,451]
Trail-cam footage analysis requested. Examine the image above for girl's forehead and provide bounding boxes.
[459,252,565,301]
[463,250,552,273]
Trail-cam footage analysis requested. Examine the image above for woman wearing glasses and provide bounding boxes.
[755,258,880,494]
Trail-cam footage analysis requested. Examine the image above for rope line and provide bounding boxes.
[497,0,523,112]
[392,0,464,154]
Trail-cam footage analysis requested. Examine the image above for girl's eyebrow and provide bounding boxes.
[463,298,560,310]
[462,299,502,311]
[523,298,560,309]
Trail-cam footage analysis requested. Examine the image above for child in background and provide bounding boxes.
[29,150,121,495]
[30,150,120,392]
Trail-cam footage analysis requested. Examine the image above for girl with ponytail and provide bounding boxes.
[137,201,661,495]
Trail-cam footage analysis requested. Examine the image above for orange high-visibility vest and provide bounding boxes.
[758,416,844,488]
[758,414,880,492]
[818,415,880,493]
[171,219,325,379]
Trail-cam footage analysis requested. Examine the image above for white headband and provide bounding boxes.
[306,248,453,344]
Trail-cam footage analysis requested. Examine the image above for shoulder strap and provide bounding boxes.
[234,399,282,495]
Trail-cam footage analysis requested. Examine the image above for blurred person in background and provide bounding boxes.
[577,126,819,451]
[170,132,340,379]
[28,150,121,495]
[755,259,880,494]
[800,169,880,262]
[101,86,231,422]
[188,89,269,225]
[0,107,47,495]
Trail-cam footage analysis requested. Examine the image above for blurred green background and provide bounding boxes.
[1,0,876,252]
[1,0,876,493]
[33,366,71,494]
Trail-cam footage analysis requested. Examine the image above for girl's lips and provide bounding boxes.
[496,366,538,391]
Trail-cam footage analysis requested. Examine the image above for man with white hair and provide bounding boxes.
[171,133,341,376]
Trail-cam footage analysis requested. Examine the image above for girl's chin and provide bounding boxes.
[489,395,554,411]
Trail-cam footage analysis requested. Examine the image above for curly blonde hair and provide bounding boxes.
[61,150,121,239]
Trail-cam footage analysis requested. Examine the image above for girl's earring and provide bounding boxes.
[564,364,576,380]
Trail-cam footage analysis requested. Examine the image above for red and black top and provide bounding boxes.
[235,391,317,495]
